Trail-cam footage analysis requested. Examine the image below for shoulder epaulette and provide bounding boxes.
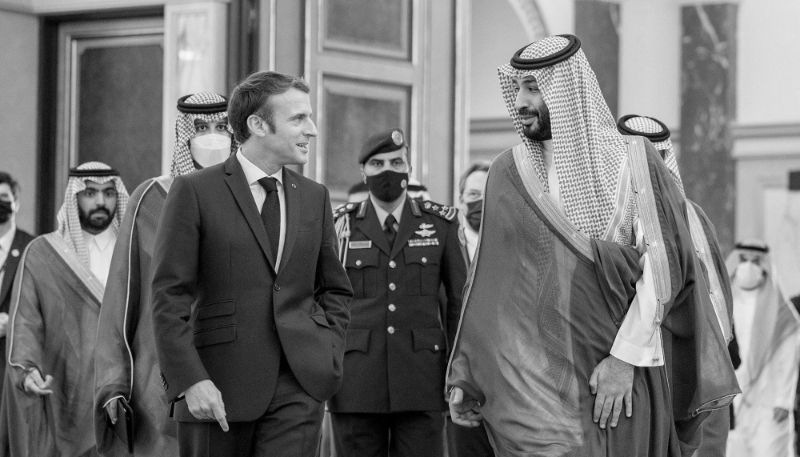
[419,200,458,221]
[334,201,360,219]
[409,198,422,216]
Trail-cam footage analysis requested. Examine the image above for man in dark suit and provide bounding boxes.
[151,71,353,457]
[329,129,467,457]
[0,171,35,399]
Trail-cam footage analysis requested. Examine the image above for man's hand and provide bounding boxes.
[449,387,483,428]
[774,407,790,423]
[23,369,54,396]
[105,399,118,424]
[185,380,229,431]
[0,312,8,338]
[589,355,633,429]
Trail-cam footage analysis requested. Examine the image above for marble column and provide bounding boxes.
[679,4,738,253]
[161,1,229,174]
[575,0,620,117]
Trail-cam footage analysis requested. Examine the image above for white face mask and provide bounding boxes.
[735,261,765,291]
[190,134,232,168]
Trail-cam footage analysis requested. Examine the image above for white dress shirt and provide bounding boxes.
[463,225,479,262]
[371,194,405,232]
[0,226,16,289]
[82,227,116,287]
[237,150,287,271]
[545,151,663,367]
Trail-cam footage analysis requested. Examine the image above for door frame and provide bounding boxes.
[54,16,163,203]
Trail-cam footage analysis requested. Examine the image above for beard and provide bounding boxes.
[79,207,114,232]
[519,107,552,141]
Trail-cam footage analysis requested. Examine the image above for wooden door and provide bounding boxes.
[304,0,458,204]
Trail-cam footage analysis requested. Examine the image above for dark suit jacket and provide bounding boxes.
[0,228,35,395]
[151,154,352,423]
[328,198,466,413]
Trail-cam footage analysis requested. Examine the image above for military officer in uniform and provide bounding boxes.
[330,128,467,457]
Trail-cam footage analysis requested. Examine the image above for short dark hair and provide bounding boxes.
[458,161,491,196]
[228,71,310,143]
[0,172,20,200]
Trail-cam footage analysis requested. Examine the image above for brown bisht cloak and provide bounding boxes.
[446,138,739,457]
[0,233,104,457]
[94,176,178,456]
[685,201,734,457]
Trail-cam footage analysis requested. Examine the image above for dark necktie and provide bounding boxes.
[257,177,280,260]
[384,214,397,248]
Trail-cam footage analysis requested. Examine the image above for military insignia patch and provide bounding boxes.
[391,129,404,146]
[420,200,457,221]
[349,240,372,250]
[334,202,360,219]
[408,238,439,247]
[415,223,436,238]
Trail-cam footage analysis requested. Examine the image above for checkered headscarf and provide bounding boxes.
[171,92,237,177]
[499,35,629,239]
[57,162,129,267]
[618,115,685,197]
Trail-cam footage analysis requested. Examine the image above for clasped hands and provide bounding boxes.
[449,355,634,430]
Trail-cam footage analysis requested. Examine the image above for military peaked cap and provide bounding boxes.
[359,128,406,164]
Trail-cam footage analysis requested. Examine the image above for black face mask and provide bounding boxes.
[0,200,13,224]
[465,199,483,232]
[366,170,408,203]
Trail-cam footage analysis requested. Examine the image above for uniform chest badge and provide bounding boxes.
[408,238,439,247]
[415,223,436,238]
[349,240,372,249]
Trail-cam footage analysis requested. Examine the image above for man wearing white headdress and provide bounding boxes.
[446,35,739,456]
[94,92,235,456]
[0,162,128,457]
[617,114,736,457]
[726,240,800,457]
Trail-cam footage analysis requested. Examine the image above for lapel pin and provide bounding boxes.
[11,249,19,258]
[291,183,296,188]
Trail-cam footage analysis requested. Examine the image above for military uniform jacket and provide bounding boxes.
[329,197,467,413]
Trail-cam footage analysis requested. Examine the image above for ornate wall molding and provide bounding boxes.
[732,123,800,159]
[0,0,229,14]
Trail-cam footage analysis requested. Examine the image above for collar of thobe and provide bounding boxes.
[237,149,284,187]
[371,194,405,229]
[82,226,115,252]
[542,141,565,213]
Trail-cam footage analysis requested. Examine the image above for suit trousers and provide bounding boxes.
[446,416,495,457]
[178,363,324,457]
[330,411,443,457]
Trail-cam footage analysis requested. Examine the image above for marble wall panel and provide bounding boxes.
[575,0,620,118]
[679,4,737,253]
[162,2,227,174]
